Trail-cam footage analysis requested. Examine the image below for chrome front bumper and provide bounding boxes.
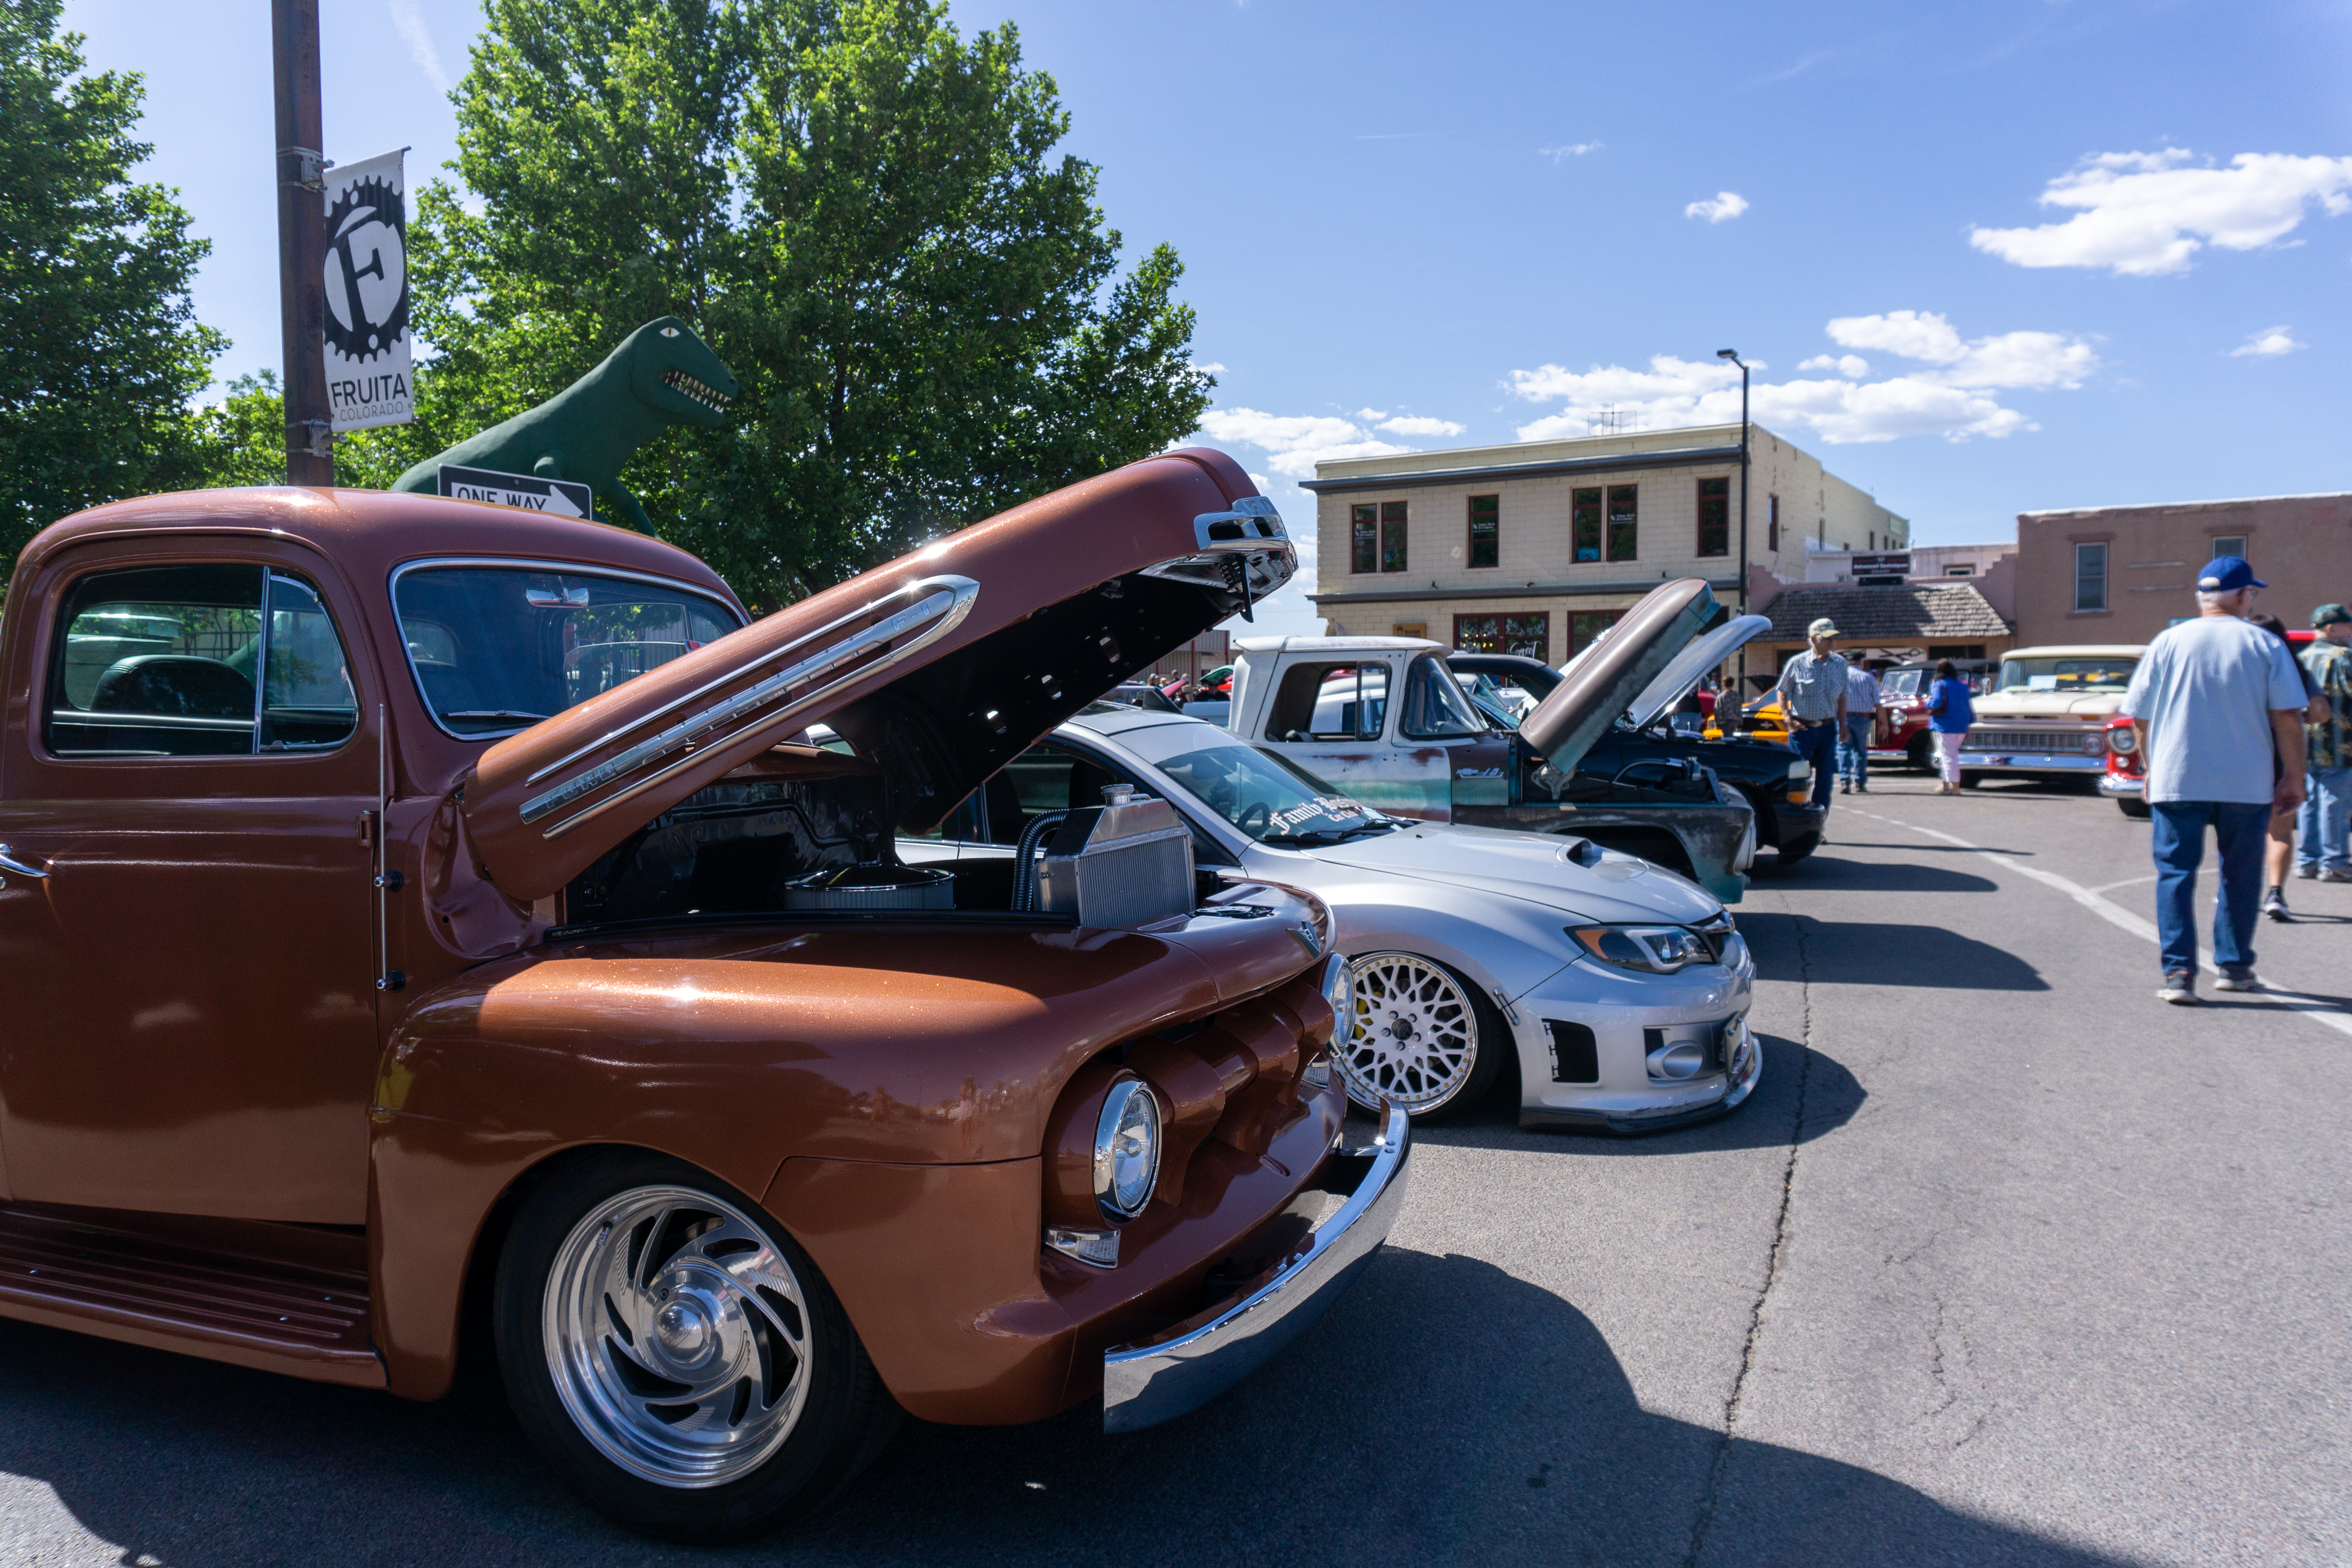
[1102,1103,1411,1432]
[2098,773,2144,799]
[1958,750,2107,773]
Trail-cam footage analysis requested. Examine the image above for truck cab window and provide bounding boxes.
[46,564,361,759]
[48,564,264,758]
[1397,655,1486,740]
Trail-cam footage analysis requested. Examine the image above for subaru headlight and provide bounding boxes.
[1093,1080,1162,1221]
[1319,952,1353,1025]
[1569,924,1712,975]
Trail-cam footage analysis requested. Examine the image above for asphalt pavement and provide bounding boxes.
[0,771,2346,1566]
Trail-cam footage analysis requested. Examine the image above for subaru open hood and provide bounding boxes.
[1624,613,1770,730]
[462,448,1294,900]
[1518,579,1722,773]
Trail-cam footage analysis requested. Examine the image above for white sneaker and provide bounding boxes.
[2213,966,2262,993]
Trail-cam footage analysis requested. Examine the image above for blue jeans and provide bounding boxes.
[2150,801,2270,976]
[1789,719,1838,807]
[2297,764,2351,873]
[1837,714,1874,784]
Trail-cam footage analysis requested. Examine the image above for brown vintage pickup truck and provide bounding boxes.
[0,450,1408,1540]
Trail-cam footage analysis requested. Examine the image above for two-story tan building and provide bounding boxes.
[2015,492,2352,647]
[1303,423,1909,664]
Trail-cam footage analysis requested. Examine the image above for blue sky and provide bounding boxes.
[58,0,2352,636]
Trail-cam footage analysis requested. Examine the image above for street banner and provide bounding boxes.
[437,464,595,519]
[322,148,413,432]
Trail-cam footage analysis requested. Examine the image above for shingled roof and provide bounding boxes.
[1759,582,2011,642]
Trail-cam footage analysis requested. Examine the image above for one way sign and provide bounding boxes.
[437,464,594,519]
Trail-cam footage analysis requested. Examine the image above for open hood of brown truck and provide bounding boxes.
[1518,578,1723,774]
[463,448,1293,901]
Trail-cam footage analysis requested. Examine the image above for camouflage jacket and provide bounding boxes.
[2303,642,2352,769]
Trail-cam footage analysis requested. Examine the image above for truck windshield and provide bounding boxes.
[393,566,743,737]
[1996,656,2136,694]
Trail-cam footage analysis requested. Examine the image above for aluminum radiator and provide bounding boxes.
[1036,785,1195,928]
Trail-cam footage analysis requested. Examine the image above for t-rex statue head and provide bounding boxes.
[623,316,740,429]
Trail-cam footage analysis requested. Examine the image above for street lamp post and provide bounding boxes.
[1717,349,1749,690]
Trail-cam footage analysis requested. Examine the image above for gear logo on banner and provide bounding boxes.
[320,149,415,432]
[324,175,409,361]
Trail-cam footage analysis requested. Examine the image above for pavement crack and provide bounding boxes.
[1685,904,1813,1568]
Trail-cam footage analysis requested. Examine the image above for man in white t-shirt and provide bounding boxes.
[2118,556,2309,1004]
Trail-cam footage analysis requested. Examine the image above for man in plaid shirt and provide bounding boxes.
[2297,603,2352,880]
[1774,617,1849,810]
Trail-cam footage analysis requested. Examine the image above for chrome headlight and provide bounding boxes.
[1570,924,1713,975]
[1093,1080,1162,1221]
[2107,728,2137,755]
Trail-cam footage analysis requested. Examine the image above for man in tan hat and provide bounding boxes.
[1774,617,1850,809]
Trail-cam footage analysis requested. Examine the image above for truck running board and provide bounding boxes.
[0,1202,383,1387]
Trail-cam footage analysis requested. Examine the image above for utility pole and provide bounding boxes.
[272,0,333,484]
[1717,349,1750,691]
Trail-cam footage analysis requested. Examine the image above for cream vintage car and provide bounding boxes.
[1956,645,2144,785]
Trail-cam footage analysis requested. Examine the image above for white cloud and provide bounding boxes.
[1353,407,1389,421]
[1541,142,1603,162]
[1376,415,1466,437]
[1685,191,1750,223]
[1506,310,2093,445]
[2229,326,2305,358]
[389,0,451,92]
[1192,361,1228,375]
[1825,310,2096,388]
[1969,150,2352,276]
[1194,408,1412,479]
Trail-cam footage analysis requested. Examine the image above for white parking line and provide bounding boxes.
[1844,807,2352,1039]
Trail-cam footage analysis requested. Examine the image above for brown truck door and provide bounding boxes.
[0,552,380,1224]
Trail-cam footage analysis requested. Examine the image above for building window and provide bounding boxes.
[1467,495,1499,568]
[1696,477,1730,558]
[1379,500,1407,572]
[1572,488,1602,562]
[1453,612,1549,659]
[1606,485,1638,562]
[1944,564,1974,577]
[1567,609,1622,655]
[1767,494,1780,552]
[2210,534,2246,559]
[1928,644,1986,661]
[1867,531,1876,551]
[1350,505,1377,573]
[2074,541,2108,612]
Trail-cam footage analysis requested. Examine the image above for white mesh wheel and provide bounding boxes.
[1339,952,1483,1114]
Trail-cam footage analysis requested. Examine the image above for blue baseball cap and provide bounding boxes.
[2198,555,2267,592]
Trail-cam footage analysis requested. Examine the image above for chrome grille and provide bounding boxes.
[1961,727,2105,755]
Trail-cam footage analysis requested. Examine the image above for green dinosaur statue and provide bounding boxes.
[392,316,739,531]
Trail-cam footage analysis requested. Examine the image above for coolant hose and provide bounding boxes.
[1011,810,1067,913]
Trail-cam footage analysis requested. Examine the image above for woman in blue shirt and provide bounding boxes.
[1926,659,1975,795]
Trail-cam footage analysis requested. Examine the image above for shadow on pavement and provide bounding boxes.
[0,1252,2131,1568]
[1741,913,2048,992]
[1774,859,2002,894]
[1416,1033,1862,1156]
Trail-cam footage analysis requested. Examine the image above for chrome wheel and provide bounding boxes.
[544,1185,812,1490]
[1340,952,1480,1113]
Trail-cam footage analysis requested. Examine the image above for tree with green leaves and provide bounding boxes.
[410,0,1215,609]
[0,0,226,579]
